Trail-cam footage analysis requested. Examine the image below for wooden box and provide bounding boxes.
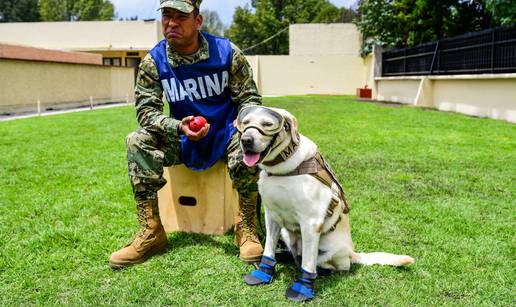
[157,161,238,235]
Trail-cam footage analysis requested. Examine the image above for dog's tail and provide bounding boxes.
[351,252,414,267]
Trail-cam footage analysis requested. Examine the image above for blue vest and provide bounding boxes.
[149,33,236,171]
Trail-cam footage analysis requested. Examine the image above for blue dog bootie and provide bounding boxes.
[285,268,318,301]
[244,256,277,286]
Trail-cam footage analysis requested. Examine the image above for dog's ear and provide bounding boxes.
[284,113,300,145]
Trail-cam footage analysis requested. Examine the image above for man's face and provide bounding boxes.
[161,8,203,50]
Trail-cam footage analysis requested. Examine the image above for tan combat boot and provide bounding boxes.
[109,199,168,269]
[235,192,263,263]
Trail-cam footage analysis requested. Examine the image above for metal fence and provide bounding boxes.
[382,25,516,76]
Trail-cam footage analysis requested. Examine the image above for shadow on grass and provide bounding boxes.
[108,232,239,271]
[165,231,238,257]
[318,263,414,296]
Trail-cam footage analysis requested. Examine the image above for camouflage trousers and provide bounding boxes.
[126,128,260,205]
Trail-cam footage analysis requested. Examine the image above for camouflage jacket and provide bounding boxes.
[134,32,262,142]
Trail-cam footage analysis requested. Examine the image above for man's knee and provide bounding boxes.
[126,128,166,175]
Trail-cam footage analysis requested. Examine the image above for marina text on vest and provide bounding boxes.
[161,71,229,103]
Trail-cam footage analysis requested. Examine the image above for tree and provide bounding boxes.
[393,0,490,45]
[38,0,71,21]
[0,0,40,22]
[38,0,114,21]
[354,0,494,56]
[226,0,345,55]
[225,6,262,52]
[75,0,114,21]
[339,7,360,23]
[485,0,516,26]
[201,9,225,36]
[353,0,400,56]
[119,16,138,21]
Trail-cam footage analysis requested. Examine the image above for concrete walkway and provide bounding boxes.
[0,102,131,122]
[0,95,284,122]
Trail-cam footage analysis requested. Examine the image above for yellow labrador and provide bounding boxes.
[236,106,414,301]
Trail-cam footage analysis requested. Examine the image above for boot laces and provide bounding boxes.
[240,203,258,242]
[136,203,150,237]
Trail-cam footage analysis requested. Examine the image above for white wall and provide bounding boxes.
[246,23,369,96]
[376,78,421,104]
[246,55,369,96]
[374,74,516,123]
[289,23,361,56]
[0,59,134,114]
[433,76,516,121]
[0,20,162,51]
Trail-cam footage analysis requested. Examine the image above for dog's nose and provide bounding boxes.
[241,135,253,146]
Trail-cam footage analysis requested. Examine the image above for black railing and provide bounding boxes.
[382,25,516,76]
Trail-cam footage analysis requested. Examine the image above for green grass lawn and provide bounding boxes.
[0,96,514,305]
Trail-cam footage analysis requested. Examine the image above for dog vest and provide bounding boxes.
[264,145,350,233]
[149,33,236,171]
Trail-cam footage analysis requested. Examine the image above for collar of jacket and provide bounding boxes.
[166,31,210,68]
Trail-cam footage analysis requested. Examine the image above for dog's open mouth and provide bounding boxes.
[243,150,266,167]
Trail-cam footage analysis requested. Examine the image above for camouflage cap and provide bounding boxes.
[159,0,202,13]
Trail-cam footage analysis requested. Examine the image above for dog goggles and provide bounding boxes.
[236,106,285,136]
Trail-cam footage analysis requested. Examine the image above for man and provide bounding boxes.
[109,0,263,268]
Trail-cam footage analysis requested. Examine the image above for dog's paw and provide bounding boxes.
[244,269,273,285]
[285,269,317,302]
[285,282,314,302]
[244,256,276,286]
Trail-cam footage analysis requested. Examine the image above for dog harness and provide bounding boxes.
[236,106,349,232]
[264,145,350,234]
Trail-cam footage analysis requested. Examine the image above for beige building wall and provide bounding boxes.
[289,23,361,56]
[432,76,516,121]
[0,20,162,71]
[0,20,162,51]
[374,74,516,123]
[2,21,514,123]
[248,23,370,96]
[0,59,134,114]
[246,55,369,95]
[376,78,421,104]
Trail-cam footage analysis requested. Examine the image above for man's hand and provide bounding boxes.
[179,116,211,141]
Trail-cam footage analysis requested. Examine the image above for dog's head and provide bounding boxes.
[236,106,299,167]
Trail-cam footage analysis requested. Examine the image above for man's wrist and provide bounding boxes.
[177,122,184,135]
[162,118,182,144]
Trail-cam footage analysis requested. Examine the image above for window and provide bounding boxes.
[103,57,122,66]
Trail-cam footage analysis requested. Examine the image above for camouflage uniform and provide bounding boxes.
[127,32,261,212]
[109,0,263,269]
[159,0,201,13]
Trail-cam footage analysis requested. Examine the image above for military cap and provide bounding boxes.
[159,0,202,13]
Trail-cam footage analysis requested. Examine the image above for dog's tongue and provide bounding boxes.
[243,152,261,167]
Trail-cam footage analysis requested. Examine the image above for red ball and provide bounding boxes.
[188,116,207,132]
